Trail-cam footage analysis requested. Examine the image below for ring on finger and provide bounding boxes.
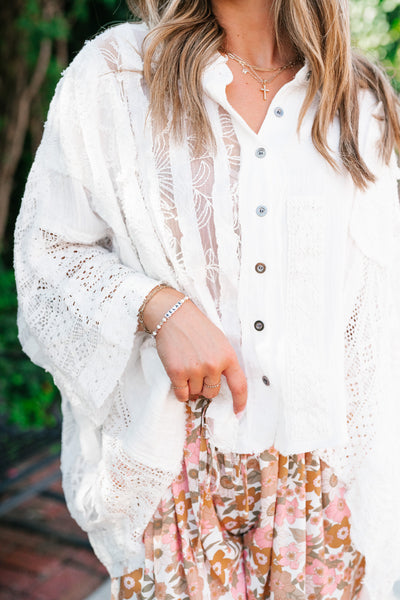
[171,384,188,390]
[202,380,221,389]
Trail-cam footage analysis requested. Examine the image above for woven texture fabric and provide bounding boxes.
[13,23,400,595]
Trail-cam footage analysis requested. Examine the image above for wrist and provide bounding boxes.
[142,287,185,333]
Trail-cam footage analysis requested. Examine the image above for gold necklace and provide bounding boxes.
[224,50,296,73]
[223,50,302,101]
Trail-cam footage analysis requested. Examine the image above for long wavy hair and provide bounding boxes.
[127,0,400,189]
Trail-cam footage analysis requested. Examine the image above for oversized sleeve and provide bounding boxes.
[13,40,163,425]
[319,92,400,599]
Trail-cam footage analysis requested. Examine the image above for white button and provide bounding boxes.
[256,205,268,217]
[274,107,284,118]
[255,147,266,158]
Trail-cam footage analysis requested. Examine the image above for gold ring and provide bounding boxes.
[203,380,221,389]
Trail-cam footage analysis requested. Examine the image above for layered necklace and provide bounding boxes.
[222,49,302,101]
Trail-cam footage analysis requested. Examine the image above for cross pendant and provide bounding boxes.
[261,82,269,101]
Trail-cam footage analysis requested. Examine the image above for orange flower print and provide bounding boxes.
[174,490,190,522]
[306,469,322,494]
[210,549,233,585]
[327,517,351,549]
[119,569,142,599]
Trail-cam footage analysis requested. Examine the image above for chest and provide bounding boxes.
[224,59,304,135]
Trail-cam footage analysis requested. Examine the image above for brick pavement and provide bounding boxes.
[0,455,108,600]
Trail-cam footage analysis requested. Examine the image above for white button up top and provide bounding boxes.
[13,22,400,595]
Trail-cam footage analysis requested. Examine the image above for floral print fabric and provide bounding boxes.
[111,398,365,600]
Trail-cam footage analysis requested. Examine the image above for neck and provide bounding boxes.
[211,0,293,68]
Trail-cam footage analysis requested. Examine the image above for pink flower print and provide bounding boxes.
[261,463,278,496]
[187,567,204,600]
[325,487,351,523]
[307,558,328,586]
[309,514,321,527]
[321,568,340,595]
[161,523,179,553]
[280,542,302,570]
[253,525,274,549]
[276,497,304,526]
[184,440,200,463]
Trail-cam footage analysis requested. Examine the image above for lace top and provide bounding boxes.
[14,22,400,597]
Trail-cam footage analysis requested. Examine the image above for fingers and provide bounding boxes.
[171,376,222,402]
[223,361,248,415]
[201,377,222,399]
[170,380,190,402]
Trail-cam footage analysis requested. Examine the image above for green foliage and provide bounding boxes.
[350,0,400,89]
[0,261,60,430]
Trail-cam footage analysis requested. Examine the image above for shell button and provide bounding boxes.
[254,320,265,331]
[256,205,268,217]
[255,262,266,273]
[274,107,284,118]
[262,375,271,386]
[255,147,267,158]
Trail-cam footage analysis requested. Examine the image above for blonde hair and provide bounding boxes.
[128,0,400,189]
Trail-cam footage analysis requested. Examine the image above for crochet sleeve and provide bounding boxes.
[13,41,162,425]
[320,93,400,598]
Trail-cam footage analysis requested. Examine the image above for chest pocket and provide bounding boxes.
[349,156,400,267]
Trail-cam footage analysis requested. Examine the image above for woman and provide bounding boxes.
[13,0,400,598]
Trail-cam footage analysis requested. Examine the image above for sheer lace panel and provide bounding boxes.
[219,106,241,267]
[153,129,185,273]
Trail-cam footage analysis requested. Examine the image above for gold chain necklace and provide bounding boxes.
[223,50,302,101]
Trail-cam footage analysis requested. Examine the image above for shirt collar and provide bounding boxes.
[202,51,311,106]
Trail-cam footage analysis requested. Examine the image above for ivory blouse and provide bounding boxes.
[13,22,400,597]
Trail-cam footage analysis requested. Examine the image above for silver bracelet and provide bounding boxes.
[152,296,190,337]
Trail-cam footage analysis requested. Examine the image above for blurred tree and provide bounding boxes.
[0,0,130,429]
[0,0,130,261]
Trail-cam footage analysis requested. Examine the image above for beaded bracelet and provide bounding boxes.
[151,296,190,337]
[137,282,170,334]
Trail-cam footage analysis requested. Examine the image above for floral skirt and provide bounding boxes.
[111,398,365,600]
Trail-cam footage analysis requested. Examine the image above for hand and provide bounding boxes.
[142,287,247,414]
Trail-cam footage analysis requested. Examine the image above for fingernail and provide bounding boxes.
[235,408,246,419]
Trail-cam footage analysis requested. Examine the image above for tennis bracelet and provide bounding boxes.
[151,296,190,337]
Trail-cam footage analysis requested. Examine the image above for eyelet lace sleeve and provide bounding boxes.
[318,94,400,599]
[13,41,162,425]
